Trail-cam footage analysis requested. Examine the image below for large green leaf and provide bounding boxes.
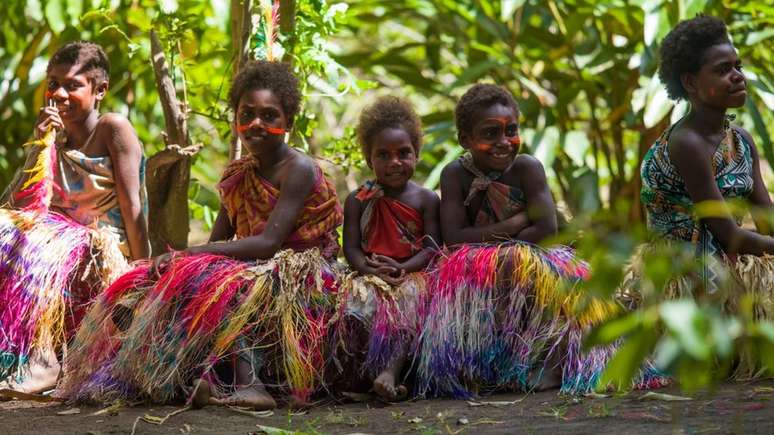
[585,312,643,347]
[745,97,774,165]
[659,300,710,360]
[597,327,658,391]
[44,0,66,33]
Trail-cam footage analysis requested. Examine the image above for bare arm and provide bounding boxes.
[397,189,440,273]
[101,114,150,260]
[736,127,774,235]
[670,129,774,255]
[189,157,317,260]
[208,205,236,242]
[513,156,558,243]
[342,191,382,275]
[440,162,529,246]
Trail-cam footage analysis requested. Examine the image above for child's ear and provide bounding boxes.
[458,132,472,149]
[680,73,697,96]
[94,80,108,101]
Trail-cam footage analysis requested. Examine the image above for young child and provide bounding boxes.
[58,60,343,409]
[416,84,617,398]
[0,41,149,393]
[337,96,440,401]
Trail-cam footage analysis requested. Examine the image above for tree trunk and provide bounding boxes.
[145,30,202,255]
[229,0,254,161]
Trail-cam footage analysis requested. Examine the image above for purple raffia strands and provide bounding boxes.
[415,241,661,398]
[59,249,341,406]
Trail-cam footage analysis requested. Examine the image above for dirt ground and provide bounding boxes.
[2,380,773,435]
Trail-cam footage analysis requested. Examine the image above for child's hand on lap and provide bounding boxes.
[365,254,406,285]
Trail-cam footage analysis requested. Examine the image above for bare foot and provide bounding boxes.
[216,384,276,410]
[373,371,408,401]
[191,378,212,409]
[0,349,60,394]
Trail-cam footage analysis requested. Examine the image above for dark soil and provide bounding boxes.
[3,381,773,434]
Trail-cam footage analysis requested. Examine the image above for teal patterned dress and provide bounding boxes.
[640,118,755,290]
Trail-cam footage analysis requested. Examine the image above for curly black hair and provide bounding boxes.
[47,41,110,83]
[228,60,301,124]
[455,83,518,141]
[659,15,731,100]
[357,96,423,160]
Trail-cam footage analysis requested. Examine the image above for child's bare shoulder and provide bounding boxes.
[440,159,465,184]
[345,188,363,207]
[511,154,544,172]
[286,150,317,174]
[96,112,134,133]
[406,181,439,205]
[510,154,547,179]
[94,113,141,152]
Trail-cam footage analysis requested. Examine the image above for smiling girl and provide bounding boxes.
[0,41,148,394]
[58,60,343,410]
[416,84,629,398]
[334,96,439,401]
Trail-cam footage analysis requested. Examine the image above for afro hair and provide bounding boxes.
[229,60,301,124]
[356,96,423,160]
[455,83,519,141]
[658,15,731,100]
[47,41,110,84]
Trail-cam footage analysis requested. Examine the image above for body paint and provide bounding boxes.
[236,122,286,135]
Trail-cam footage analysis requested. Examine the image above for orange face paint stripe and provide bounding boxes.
[236,123,286,135]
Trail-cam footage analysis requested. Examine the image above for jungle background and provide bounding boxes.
[1,0,774,399]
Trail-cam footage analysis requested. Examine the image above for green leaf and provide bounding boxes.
[66,0,82,27]
[25,0,44,22]
[584,312,643,348]
[597,328,658,391]
[446,60,502,91]
[745,98,774,165]
[709,315,740,359]
[501,0,527,21]
[659,300,710,360]
[653,335,681,369]
[44,0,66,33]
[680,0,705,20]
[563,130,590,166]
[745,28,774,45]
[643,85,672,128]
[423,146,462,190]
[531,126,559,168]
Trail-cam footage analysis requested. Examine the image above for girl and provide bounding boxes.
[58,60,343,409]
[417,84,633,398]
[337,96,440,401]
[0,41,149,393]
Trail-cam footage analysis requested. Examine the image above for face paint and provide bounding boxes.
[473,117,520,144]
[236,121,286,135]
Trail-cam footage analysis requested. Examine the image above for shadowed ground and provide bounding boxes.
[2,380,773,434]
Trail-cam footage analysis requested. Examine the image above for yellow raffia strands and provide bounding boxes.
[211,271,273,356]
[275,249,328,399]
[20,128,56,190]
[186,271,251,337]
[503,244,618,328]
